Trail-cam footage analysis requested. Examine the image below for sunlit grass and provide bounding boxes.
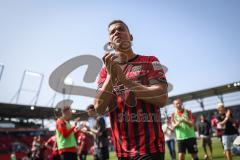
[86,138,239,160]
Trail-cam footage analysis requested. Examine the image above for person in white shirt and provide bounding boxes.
[232,136,240,156]
[162,118,176,160]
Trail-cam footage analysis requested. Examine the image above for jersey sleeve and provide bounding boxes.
[146,56,167,85]
[97,67,107,89]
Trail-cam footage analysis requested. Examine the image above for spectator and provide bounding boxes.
[84,107,109,160]
[162,118,176,160]
[31,136,38,158]
[198,114,212,160]
[232,136,240,156]
[31,136,44,160]
[216,103,238,160]
[77,122,91,160]
[211,113,224,149]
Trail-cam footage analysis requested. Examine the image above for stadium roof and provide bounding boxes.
[167,81,240,105]
[0,81,239,120]
[0,103,89,120]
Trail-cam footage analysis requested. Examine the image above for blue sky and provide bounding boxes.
[0,0,240,112]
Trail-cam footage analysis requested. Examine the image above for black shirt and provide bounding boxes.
[93,117,109,148]
[217,113,238,135]
[198,120,211,136]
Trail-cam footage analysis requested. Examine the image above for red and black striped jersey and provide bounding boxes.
[97,54,167,158]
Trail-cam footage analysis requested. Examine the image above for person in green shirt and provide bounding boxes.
[55,99,80,160]
[171,98,199,160]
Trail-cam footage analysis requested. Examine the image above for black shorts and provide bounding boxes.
[177,138,198,154]
[202,137,212,148]
[60,152,77,160]
[94,147,109,160]
[53,155,60,160]
[118,152,164,160]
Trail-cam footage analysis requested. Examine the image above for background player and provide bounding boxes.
[171,98,199,160]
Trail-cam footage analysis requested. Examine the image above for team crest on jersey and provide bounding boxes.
[152,61,162,71]
[126,65,142,79]
[131,65,142,73]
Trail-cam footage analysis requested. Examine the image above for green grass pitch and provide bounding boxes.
[86,138,239,160]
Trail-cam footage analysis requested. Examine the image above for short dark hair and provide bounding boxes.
[86,104,94,110]
[108,20,130,33]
